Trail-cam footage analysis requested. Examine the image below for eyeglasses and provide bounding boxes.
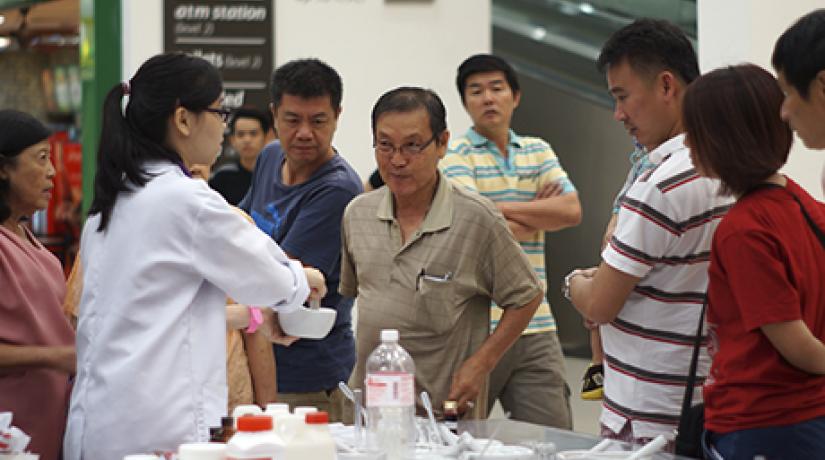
[203,107,232,123]
[374,135,437,158]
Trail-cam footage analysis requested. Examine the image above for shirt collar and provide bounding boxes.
[143,160,187,176]
[465,127,523,149]
[648,133,686,164]
[377,171,453,233]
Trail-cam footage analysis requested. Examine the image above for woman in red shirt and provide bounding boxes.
[0,110,76,460]
[683,64,825,459]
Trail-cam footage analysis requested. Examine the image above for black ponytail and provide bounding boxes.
[88,53,222,231]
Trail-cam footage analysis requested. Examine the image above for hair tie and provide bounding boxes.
[121,81,131,96]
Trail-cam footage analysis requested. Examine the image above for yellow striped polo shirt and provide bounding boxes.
[439,128,576,334]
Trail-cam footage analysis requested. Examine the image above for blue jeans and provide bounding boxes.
[703,416,825,459]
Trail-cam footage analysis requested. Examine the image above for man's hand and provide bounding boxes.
[535,181,564,199]
[447,355,488,414]
[259,308,299,347]
[569,262,641,324]
[303,267,327,301]
[579,266,598,278]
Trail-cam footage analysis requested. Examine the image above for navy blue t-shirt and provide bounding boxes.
[239,141,362,392]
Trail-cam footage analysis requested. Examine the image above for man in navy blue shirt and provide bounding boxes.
[239,59,362,421]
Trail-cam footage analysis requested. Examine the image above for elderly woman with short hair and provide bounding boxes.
[0,109,75,460]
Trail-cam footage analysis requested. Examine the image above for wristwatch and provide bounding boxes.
[562,269,583,301]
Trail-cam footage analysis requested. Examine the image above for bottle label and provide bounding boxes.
[366,372,414,407]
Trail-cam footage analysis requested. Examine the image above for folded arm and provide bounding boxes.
[569,262,641,324]
[497,191,582,233]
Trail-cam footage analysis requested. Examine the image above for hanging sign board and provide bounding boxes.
[164,1,273,111]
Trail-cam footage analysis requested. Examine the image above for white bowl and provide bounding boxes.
[279,306,337,339]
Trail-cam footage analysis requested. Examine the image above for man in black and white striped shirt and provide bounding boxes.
[566,19,734,447]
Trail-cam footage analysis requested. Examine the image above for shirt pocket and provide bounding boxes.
[413,275,458,335]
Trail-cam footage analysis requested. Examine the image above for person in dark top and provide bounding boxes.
[239,59,362,421]
[364,168,384,191]
[209,108,270,205]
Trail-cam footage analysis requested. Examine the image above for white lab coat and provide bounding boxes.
[63,162,308,460]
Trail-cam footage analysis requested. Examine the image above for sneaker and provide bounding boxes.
[581,363,604,400]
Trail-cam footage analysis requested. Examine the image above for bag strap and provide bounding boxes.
[679,296,706,419]
[788,193,825,248]
[751,182,825,248]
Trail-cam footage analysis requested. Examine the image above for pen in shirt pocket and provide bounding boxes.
[416,269,453,290]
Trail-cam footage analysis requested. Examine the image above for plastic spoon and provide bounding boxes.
[419,391,443,446]
[627,435,667,460]
[353,388,364,449]
[338,381,368,424]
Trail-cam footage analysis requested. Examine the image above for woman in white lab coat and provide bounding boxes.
[62,53,325,460]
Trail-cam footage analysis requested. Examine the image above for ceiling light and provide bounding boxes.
[0,37,10,50]
[579,3,595,14]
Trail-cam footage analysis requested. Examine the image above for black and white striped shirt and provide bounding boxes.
[600,134,734,440]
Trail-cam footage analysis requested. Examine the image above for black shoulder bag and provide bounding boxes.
[674,183,825,458]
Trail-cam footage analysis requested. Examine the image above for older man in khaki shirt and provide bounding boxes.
[340,87,542,418]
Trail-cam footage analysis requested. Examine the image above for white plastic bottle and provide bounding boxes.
[293,406,317,418]
[225,415,284,459]
[282,411,336,460]
[365,329,415,460]
[275,413,304,444]
[264,403,289,415]
[232,404,264,419]
[263,403,290,437]
[178,442,227,460]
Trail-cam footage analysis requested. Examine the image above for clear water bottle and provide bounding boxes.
[366,329,416,460]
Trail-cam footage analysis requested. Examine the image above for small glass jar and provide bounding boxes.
[443,400,459,434]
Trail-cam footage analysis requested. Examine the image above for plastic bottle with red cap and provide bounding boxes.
[225,415,284,459]
[282,411,336,460]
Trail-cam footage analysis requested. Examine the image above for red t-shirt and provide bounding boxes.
[704,179,825,433]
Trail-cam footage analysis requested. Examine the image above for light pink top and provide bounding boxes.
[0,224,74,460]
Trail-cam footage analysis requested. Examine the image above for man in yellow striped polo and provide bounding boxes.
[440,54,581,428]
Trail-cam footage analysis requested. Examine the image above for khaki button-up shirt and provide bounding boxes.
[340,174,541,417]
